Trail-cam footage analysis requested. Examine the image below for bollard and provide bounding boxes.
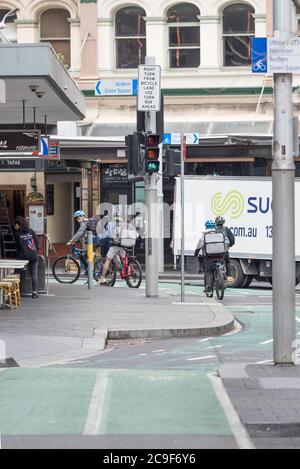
[87,231,94,289]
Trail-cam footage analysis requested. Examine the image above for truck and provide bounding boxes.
[173,176,300,288]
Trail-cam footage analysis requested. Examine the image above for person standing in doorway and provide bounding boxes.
[13,216,39,299]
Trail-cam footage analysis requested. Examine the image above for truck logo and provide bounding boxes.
[211,191,244,219]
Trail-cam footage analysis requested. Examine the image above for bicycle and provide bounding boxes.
[104,248,142,288]
[52,245,112,284]
[204,256,226,300]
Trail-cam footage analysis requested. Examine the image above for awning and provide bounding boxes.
[0,43,85,124]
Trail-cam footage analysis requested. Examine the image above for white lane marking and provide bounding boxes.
[84,370,109,436]
[208,372,255,450]
[204,345,225,350]
[296,317,300,323]
[152,349,166,353]
[186,355,215,361]
[198,338,211,343]
[255,360,273,365]
[260,339,273,345]
[172,302,223,306]
[138,354,148,356]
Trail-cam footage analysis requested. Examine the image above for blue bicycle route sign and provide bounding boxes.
[251,37,268,74]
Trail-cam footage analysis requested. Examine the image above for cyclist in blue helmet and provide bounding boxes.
[67,210,88,246]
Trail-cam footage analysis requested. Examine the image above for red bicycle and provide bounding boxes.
[107,249,142,288]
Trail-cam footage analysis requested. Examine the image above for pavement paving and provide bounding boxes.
[219,363,300,449]
[0,280,234,367]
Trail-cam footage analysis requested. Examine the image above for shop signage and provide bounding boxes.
[102,165,128,184]
[0,130,40,155]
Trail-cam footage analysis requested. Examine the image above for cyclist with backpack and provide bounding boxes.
[215,216,235,278]
[13,216,39,299]
[67,210,108,252]
[98,215,138,285]
[195,219,230,294]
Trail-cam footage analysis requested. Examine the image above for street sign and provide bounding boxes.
[268,37,300,73]
[138,64,161,112]
[252,37,268,74]
[163,133,199,145]
[95,79,138,96]
[0,130,40,155]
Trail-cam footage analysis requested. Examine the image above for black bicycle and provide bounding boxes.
[204,256,226,300]
[52,245,113,284]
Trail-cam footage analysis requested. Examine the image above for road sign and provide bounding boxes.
[163,133,199,145]
[252,37,268,74]
[138,64,161,112]
[0,130,40,155]
[95,79,138,96]
[268,37,300,73]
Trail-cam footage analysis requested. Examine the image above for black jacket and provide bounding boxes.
[14,228,39,260]
[216,225,235,247]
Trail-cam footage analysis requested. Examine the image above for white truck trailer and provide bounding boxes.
[173,176,300,288]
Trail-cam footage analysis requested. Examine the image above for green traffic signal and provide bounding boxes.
[146,160,160,173]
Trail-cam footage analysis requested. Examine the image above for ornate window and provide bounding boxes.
[223,3,255,66]
[40,9,71,68]
[115,6,146,69]
[167,3,200,68]
[0,9,17,42]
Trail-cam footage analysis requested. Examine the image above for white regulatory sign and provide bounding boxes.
[268,37,300,73]
[137,65,161,112]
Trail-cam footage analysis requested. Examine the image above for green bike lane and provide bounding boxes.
[0,283,296,448]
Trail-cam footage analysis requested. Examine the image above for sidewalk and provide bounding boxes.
[0,282,234,367]
[219,363,300,449]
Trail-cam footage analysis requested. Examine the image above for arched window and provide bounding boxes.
[40,9,71,68]
[0,8,17,42]
[115,6,146,69]
[223,3,255,66]
[167,3,200,68]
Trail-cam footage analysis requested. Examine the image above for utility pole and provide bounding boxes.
[272,0,296,364]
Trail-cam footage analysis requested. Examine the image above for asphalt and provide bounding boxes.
[0,280,234,367]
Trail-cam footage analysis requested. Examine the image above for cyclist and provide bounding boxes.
[67,210,107,251]
[194,220,219,293]
[98,215,136,285]
[214,216,235,279]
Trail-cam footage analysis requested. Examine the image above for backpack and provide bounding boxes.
[19,230,38,260]
[86,217,100,235]
[107,221,138,248]
[203,229,228,256]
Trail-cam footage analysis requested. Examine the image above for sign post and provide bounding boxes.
[139,58,161,298]
[272,0,296,365]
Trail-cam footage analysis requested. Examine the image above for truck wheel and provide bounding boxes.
[227,259,245,288]
[240,275,253,289]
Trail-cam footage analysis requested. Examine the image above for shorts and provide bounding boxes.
[106,245,126,260]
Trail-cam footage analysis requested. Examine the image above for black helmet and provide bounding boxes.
[215,216,225,226]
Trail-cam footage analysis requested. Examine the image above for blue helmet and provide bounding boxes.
[205,220,216,229]
[74,210,85,219]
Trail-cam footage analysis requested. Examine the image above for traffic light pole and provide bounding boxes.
[272,0,296,364]
[145,57,159,297]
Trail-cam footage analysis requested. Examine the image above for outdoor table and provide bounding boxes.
[0,261,29,307]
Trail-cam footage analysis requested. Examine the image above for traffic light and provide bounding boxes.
[165,147,181,177]
[145,133,160,174]
[125,132,144,178]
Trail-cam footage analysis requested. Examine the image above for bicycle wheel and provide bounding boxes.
[204,275,213,298]
[126,259,142,288]
[93,258,117,286]
[215,269,225,300]
[93,259,103,282]
[52,256,81,284]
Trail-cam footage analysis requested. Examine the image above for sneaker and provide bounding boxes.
[32,292,38,299]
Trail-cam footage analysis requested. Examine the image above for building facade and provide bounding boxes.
[1,0,300,250]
